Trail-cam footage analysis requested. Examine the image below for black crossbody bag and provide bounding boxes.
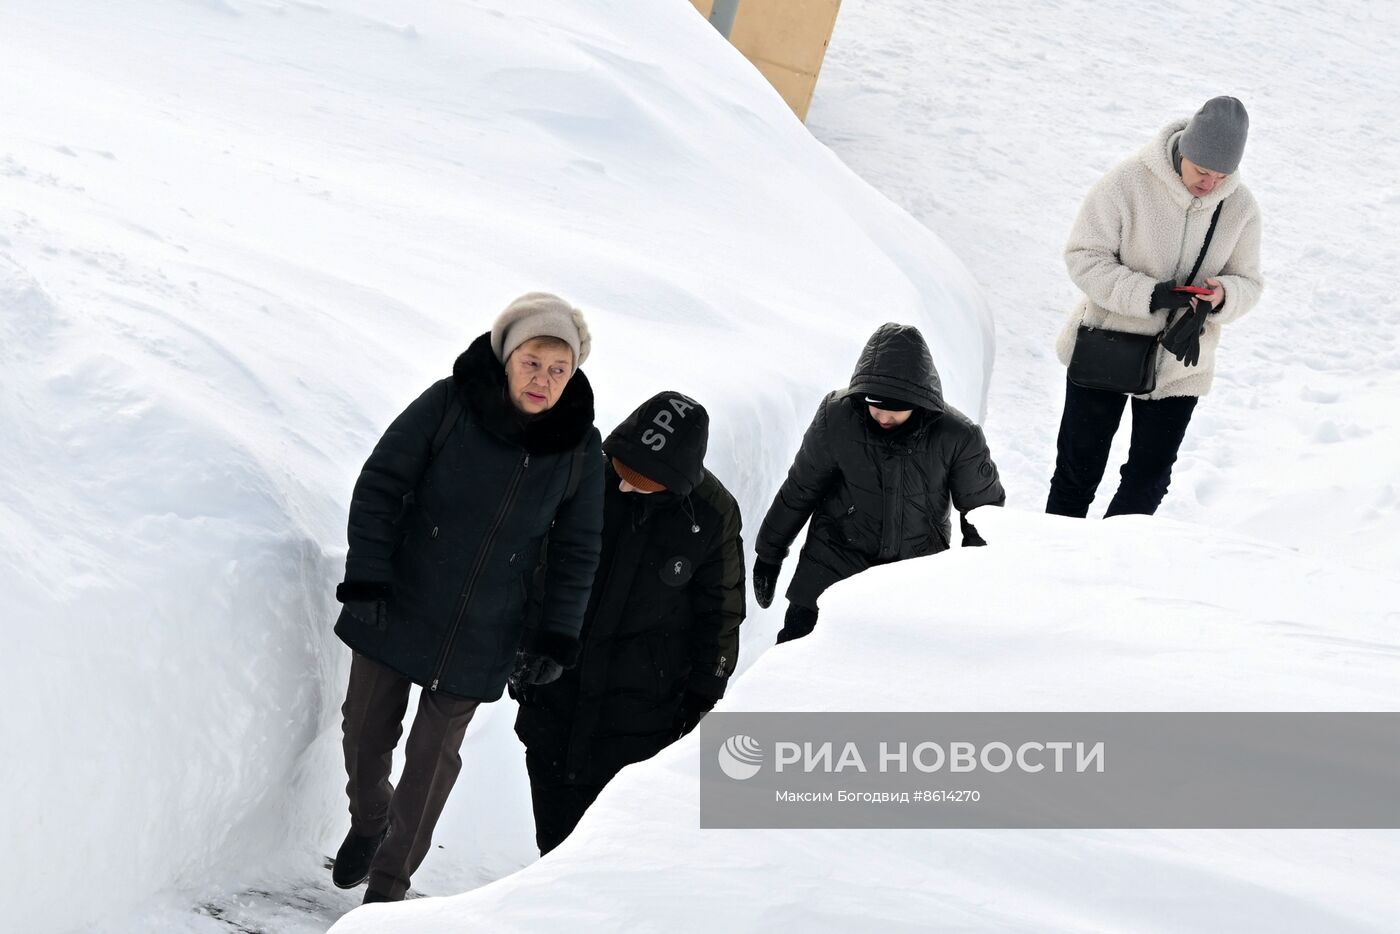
[1068,200,1224,394]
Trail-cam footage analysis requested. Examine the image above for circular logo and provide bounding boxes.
[718,734,764,781]
[660,555,694,587]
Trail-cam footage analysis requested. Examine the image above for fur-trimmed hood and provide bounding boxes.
[452,332,595,456]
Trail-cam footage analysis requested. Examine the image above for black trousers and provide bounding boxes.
[1046,375,1198,519]
[525,750,606,855]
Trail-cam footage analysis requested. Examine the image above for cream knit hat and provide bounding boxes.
[489,292,591,366]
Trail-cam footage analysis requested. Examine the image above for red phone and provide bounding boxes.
[1173,285,1214,296]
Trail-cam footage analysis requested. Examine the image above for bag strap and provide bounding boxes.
[1164,199,1226,334]
[1186,199,1226,287]
[397,391,461,520]
[561,449,585,504]
[430,393,462,459]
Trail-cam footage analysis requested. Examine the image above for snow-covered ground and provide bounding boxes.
[4,0,1397,931]
[333,508,1400,934]
[806,0,1400,567]
[2,1,986,931]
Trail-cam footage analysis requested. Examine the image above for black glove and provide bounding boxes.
[1149,281,1193,314]
[673,690,716,739]
[775,604,818,644]
[507,679,534,706]
[959,512,988,547]
[1161,300,1210,367]
[753,559,781,609]
[509,651,563,692]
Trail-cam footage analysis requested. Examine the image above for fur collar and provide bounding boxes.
[452,332,595,456]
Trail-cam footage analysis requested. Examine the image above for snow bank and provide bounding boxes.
[0,0,989,929]
[333,508,1400,934]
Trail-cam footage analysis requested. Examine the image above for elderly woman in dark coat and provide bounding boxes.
[331,293,604,902]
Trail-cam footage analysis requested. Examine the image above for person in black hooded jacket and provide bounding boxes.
[753,323,1005,642]
[329,293,604,902]
[514,390,745,855]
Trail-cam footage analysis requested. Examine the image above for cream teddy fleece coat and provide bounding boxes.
[1056,120,1264,398]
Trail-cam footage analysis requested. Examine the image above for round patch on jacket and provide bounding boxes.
[660,556,694,587]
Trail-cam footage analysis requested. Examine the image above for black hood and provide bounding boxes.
[842,323,945,414]
[604,391,709,496]
[452,332,595,456]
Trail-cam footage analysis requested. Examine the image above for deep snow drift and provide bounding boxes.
[1,1,988,931]
[333,509,1400,934]
[5,0,1399,931]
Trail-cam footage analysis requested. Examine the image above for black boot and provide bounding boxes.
[362,888,398,904]
[331,824,388,889]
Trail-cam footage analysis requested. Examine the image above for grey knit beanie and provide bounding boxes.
[1179,96,1250,174]
[490,292,591,366]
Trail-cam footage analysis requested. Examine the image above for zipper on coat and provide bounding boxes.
[430,452,530,692]
[880,454,905,561]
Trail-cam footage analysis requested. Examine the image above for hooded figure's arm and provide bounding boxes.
[341,379,452,593]
[948,423,1006,515]
[530,436,606,667]
[755,396,840,563]
[686,494,746,700]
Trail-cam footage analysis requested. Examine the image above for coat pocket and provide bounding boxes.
[838,504,859,546]
[928,513,950,552]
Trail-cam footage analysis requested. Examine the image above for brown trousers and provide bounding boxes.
[341,653,479,899]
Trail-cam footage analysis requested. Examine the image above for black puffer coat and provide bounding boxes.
[516,392,745,786]
[334,333,604,700]
[756,323,1004,608]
